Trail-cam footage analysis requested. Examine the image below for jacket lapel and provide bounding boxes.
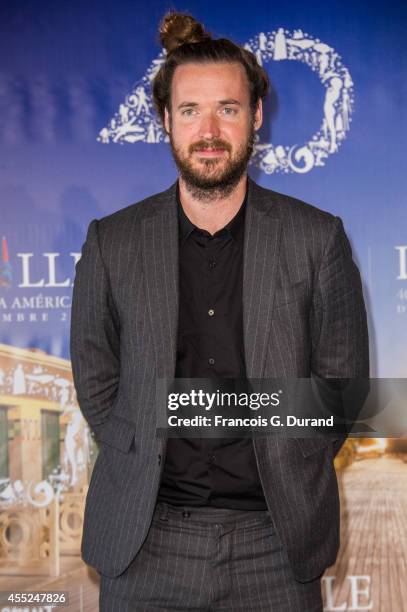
[141,182,179,379]
[243,178,282,378]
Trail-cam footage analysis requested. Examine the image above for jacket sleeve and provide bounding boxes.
[310,216,370,456]
[70,218,121,441]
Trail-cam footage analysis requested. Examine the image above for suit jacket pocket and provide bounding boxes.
[98,413,137,453]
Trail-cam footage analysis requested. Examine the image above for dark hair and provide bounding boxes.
[152,11,270,125]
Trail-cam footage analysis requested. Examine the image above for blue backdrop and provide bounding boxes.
[0,0,406,376]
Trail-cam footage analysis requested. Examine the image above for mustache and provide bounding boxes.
[189,140,232,154]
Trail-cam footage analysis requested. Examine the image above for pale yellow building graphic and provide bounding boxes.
[0,342,96,584]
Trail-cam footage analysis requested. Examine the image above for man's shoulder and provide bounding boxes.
[251,180,338,227]
[96,182,176,233]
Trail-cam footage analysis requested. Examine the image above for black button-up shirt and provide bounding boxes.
[156,180,267,510]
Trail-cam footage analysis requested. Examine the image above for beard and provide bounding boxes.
[168,120,255,202]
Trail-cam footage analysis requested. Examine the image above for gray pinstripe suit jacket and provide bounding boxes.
[70,176,369,583]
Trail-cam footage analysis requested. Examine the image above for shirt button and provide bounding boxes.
[182,510,191,518]
[208,308,215,316]
[208,455,216,463]
[209,260,216,269]
[208,358,215,365]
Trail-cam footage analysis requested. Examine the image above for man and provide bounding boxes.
[70,11,369,611]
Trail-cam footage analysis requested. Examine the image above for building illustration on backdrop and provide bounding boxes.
[0,343,96,577]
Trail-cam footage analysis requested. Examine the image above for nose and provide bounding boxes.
[199,112,221,140]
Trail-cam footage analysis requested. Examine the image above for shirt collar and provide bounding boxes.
[177,179,248,245]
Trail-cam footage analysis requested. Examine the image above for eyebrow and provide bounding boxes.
[177,99,242,110]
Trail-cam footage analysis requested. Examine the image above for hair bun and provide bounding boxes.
[159,12,211,53]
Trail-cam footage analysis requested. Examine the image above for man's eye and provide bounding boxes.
[181,108,196,116]
[222,107,237,115]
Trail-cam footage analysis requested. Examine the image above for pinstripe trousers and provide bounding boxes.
[99,501,323,611]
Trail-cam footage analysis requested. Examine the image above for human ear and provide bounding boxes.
[164,107,170,133]
[254,99,263,130]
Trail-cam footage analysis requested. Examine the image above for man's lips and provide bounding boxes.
[194,148,227,156]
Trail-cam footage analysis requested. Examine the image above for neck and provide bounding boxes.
[178,174,248,235]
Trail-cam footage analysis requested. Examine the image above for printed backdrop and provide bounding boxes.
[0,1,406,610]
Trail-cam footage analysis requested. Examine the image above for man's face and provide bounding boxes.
[164,62,262,198]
